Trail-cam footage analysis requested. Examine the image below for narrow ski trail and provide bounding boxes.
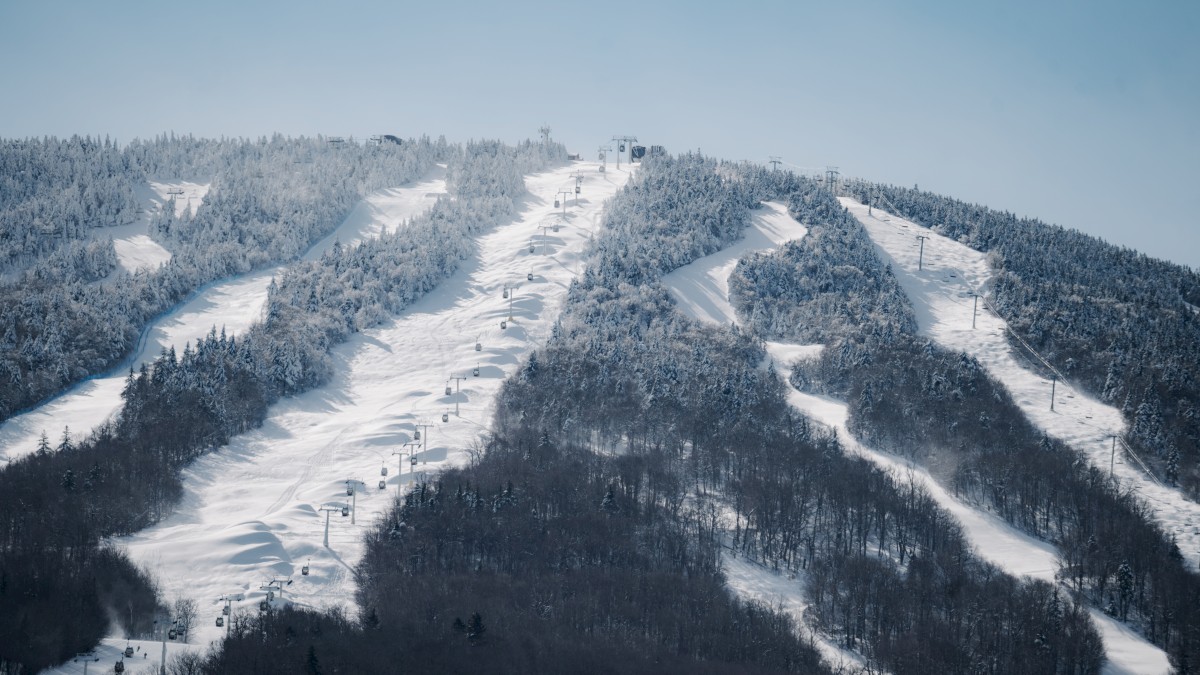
[0,169,445,465]
[663,198,1169,674]
[664,201,865,672]
[116,161,629,647]
[841,196,1200,573]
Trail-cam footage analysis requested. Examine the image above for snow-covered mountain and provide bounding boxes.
[4,137,1198,675]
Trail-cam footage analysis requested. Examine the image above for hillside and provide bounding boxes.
[3,139,1197,675]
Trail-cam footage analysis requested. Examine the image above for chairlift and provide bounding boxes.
[341,506,349,517]
[124,646,134,658]
[168,628,177,640]
[475,342,482,352]
[529,243,535,254]
[411,455,418,466]
[115,661,125,674]
[575,186,581,194]
[553,222,560,232]
[503,288,509,299]
[216,616,224,627]
[527,272,534,281]
[378,480,387,490]
[500,320,507,329]
[302,563,310,576]
[346,485,354,496]
[223,605,231,616]
[473,366,480,377]
[442,413,449,423]
[445,385,453,396]
[599,165,605,173]
[266,591,275,601]
[414,429,421,441]
[381,465,388,476]
[554,199,560,208]
[259,600,269,611]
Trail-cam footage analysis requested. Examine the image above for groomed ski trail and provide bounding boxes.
[0,169,446,465]
[663,198,1168,674]
[840,196,1200,573]
[117,161,629,648]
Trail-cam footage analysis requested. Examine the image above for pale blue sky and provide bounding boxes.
[2,0,1197,268]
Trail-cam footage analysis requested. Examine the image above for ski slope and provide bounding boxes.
[96,180,210,275]
[664,201,806,326]
[768,343,1169,675]
[840,197,1200,571]
[664,202,863,670]
[0,170,446,465]
[663,197,1168,673]
[116,161,628,648]
[40,637,198,675]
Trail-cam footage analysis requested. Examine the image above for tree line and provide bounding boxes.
[0,136,563,673]
[845,181,1200,496]
[0,134,445,424]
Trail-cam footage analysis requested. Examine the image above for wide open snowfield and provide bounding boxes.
[0,171,446,465]
[115,161,628,648]
[840,197,1200,572]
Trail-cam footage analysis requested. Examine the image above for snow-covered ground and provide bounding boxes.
[97,181,210,275]
[768,343,1169,675]
[840,197,1200,571]
[0,171,446,465]
[39,636,200,675]
[664,201,806,326]
[664,196,1168,673]
[114,161,628,648]
[664,202,864,670]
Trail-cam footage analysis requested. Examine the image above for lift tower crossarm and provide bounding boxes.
[611,136,637,170]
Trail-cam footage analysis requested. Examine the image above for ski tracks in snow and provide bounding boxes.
[664,198,1169,674]
[840,197,1200,574]
[116,162,630,647]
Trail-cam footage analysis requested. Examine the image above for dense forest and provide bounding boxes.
[0,134,446,423]
[845,182,1200,495]
[4,141,1196,673]
[188,154,1104,675]
[0,136,562,672]
[723,170,1200,669]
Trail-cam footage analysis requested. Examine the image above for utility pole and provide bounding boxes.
[74,653,99,675]
[507,287,516,321]
[557,189,572,217]
[972,293,979,329]
[916,235,929,271]
[1050,375,1057,411]
[769,156,781,172]
[825,166,840,193]
[319,505,340,547]
[1111,435,1118,478]
[448,375,466,416]
[612,135,637,170]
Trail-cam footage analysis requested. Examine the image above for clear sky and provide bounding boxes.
[2,0,1197,269]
